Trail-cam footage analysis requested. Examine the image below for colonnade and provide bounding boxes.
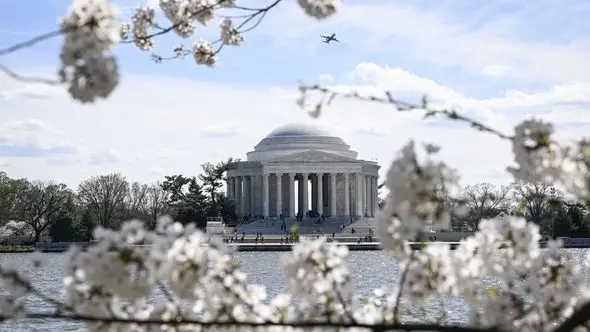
[226,172,379,219]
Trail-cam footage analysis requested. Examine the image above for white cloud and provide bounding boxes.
[319,73,333,82]
[329,62,590,128]
[198,123,239,137]
[481,64,511,77]
[1,62,588,189]
[261,1,590,83]
[0,83,66,100]
[89,149,122,165]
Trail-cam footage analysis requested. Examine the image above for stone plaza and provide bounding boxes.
[226,123,380,224]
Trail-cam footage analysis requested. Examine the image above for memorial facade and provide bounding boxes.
[226,123,380,219]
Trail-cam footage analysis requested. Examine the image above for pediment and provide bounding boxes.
[268,150,358,163]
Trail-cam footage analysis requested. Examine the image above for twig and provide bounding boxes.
[553,301,590,332]
[0,29,64,57]
[0,267,73,313]
[299,84,514,142]
[393,253,413,323]
[0,312,505,332]
[0,64,61,85]
[121,0,283,45]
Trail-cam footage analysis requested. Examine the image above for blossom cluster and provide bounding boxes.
[0,206,589,331]
[57,0,342,102]
[6,0,590,331]
[0,118,589,331]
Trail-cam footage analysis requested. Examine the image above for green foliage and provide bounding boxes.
[553,205,573,237]
[567,202,590,237]
[49,196,78,242]
[0,161,238,242]
[217,194,237,226]
[199,158,239,216]
[161,175,208,228]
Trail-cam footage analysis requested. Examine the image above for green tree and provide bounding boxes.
[198,158,240,217]
[75,207,97,241]
[553,205,573,237]
[161,175,207,229]
[217,194,237,226]
[0,172,29,223]
[49,196,78,242]
[16,181,71,242]
[567,202,589,237]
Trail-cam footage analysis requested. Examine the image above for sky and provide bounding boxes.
[0,0,590,190]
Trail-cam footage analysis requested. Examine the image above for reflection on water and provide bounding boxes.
[0,249,588,331]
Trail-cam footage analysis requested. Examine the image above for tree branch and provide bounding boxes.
[298,84,514,141]
[0,29,63,57]
[553,301,590,332]
[0,312,505,332]
[0,64,61,85]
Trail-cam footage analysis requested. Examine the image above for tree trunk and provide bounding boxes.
[34,228,42,243]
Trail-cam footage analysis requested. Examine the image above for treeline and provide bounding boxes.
[448,182,590,238]
[0,158,239,243]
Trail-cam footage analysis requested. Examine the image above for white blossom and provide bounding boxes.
[297,0,341,19]
[131,6,155,51]
[219,18,244,46]
[58,0,120,103]
[192,39,216,66]
[377,140,459,258]
[404,244,457,300]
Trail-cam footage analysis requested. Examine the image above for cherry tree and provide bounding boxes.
[0,0,589,331]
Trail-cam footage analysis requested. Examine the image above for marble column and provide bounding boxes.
[241,176,249,216]
[365,175,371,218]
[317,173,323,216]
[373,176,378,217]
[344,173,350,217]
[232,177,238,202]
[356,173,363,217]
[262,173,269,218]
[330,173,337,217]
[302,173,309,216]
[226,178,230,199]
[276,173,283,217]
[249,175,256,216]
[298,176,303,215]
[289,173,295,218]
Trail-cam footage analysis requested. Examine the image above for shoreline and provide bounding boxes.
[0,240,584,254]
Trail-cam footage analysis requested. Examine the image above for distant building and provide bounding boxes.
[226,123,380,220]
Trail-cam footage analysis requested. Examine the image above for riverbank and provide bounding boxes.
[0,245,35,253]
[3,239,588,254]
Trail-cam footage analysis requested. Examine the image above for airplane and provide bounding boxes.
[320,33,340,43]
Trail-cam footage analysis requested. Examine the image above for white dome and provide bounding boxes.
[246,123,358,161]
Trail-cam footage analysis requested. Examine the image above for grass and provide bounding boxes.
[0,245,35,253]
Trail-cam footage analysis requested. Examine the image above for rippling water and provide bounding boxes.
[0,249,589,332]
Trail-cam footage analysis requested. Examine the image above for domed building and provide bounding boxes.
[226,123,380,220]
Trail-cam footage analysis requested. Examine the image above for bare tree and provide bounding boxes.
[459,183,513,230]
[15,181,71,242]
[123,182,148,220]
[144,183,169,229]
[513,182,560,233]
[78,173,129,228]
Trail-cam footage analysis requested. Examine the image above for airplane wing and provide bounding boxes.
[333,38,340,42]
[320,35,329,38]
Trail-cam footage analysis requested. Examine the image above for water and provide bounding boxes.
[0,249,589,331]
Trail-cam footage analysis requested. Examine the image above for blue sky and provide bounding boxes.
[0,0,590,189]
